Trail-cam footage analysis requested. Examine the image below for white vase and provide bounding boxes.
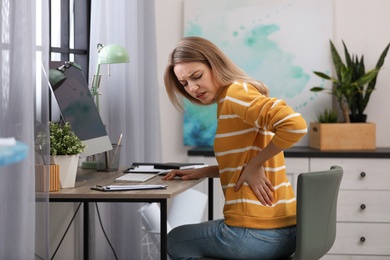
[51,155,80,188]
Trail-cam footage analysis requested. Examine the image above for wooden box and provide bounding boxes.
[35,164,60,192]
[309,122,376,150]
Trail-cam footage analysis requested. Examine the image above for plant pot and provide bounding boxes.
[51,155,80,188]
[309,122,376,150]
[349,114,367,123]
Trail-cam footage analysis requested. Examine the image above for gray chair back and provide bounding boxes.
[292,165,343,260]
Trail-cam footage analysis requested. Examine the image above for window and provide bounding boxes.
[49,0,91,120]
[50,0,91,78]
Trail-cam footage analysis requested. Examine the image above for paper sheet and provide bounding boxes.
[91,184,167,191]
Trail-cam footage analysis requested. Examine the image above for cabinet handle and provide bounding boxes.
[360,172,366,178]
[360,237,366,242]
[360,204,366,210]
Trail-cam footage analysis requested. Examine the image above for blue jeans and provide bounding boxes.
[167,219,296,260]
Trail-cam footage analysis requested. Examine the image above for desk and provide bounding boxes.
[49,169,208,260]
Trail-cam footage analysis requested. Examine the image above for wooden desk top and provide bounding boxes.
[49,168,205,201]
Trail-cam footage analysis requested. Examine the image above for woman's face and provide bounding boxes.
[174,62,222,104]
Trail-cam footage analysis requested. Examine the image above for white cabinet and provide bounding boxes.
[188,147,390,259]
[308,158,390,259]
[285,157,309,194]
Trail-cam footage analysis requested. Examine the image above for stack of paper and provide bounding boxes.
[123,163,207,174]
[91,184,168,192]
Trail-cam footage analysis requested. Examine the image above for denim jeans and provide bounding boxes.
[167,219,296,260]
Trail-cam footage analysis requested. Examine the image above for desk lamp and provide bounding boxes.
[90,43,130,112]
[82,44,129,170]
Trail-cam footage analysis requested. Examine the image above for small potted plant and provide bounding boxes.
[311,40,389,123]
[315,108,338,123]
[49,121,85,156]
[49,121,85,188]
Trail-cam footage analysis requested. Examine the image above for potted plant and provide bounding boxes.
[309,106,376,150]
[315,108,338,123]
[311,40,389,123]
[49,121,85,188]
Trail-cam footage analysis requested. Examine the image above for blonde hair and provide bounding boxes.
[164,36,269,110]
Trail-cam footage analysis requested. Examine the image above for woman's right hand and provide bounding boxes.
[162,166,212,180]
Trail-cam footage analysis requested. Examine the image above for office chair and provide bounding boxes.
[139,188,208,260]
[199,165,343,260]
[139,203,172,260]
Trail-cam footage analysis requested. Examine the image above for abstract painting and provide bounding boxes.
[183,0,333,146]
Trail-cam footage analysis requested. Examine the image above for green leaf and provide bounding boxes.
[342,40,352,68]
[340,65,352,85]
[330,40,344,81]
[310,87,326,92]
[313,71,332,80]
[375,42,390,69]
[364,42,390,109]
[355,69,379,86]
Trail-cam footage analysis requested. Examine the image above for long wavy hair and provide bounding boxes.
[164,36,269,110]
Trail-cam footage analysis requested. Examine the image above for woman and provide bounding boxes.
[162,36,307,260]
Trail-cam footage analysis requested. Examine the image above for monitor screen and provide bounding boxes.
[49,61,112,157]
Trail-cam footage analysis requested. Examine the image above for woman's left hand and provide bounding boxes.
[235,163,274,206]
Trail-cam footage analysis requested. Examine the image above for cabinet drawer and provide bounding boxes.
[329,223,390,255]
[310,158,390,190]
[285,158,309,174]
[285,158,309,194]
[337,190,390,222]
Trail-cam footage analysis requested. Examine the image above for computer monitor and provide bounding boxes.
[49,61,112,157]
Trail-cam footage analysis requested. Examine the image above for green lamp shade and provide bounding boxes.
[49,69,66,90]
[98,44,130,65]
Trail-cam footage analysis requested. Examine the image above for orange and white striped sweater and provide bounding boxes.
[214,82,307,229]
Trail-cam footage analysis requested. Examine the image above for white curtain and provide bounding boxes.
[0,0,50,259]
[89,0,162,164]
[89,0,162,259]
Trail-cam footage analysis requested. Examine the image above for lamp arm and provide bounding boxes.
[91,64,101,112]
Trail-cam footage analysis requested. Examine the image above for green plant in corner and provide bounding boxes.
[311,40,390,123]
[316,108,338,123]
[49,122,85,156]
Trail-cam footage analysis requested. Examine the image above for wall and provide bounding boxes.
[155,0,188,163]
[155,0,390,163]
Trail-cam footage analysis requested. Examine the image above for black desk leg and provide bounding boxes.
[84,202,89,260]
[208,178,214,220]
[160,200,168,260]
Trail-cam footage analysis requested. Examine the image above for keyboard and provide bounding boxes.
[115,173,157,183]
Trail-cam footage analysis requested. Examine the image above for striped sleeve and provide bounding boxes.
[223,82,307,149]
